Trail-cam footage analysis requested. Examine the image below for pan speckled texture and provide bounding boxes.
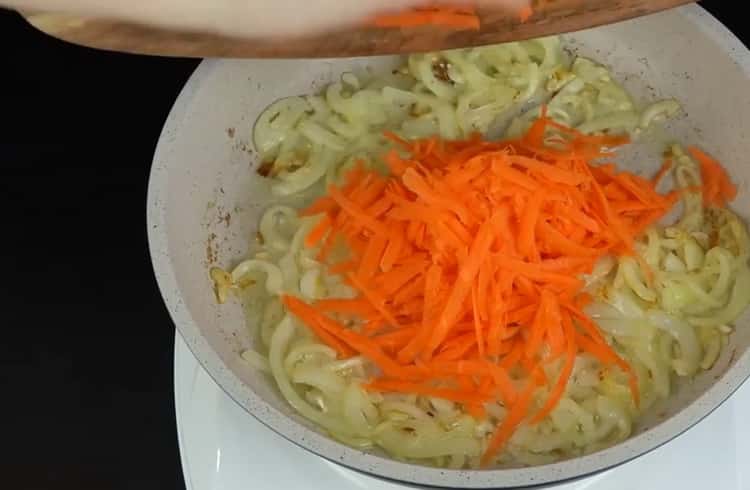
[148,6,750,488]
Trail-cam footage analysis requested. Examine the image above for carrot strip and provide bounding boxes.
[281,295,355,357]
[426,215,497,356]
[362,318,386,335]
[471,283,486,357]
[689,146,737,207]
[509,158,588,186]
[652,157,672,186]
[391,275,427,307]
[314,298,376,317]
[491,162,540,191]
[402,167,473,224]
[398,263,443,363]
[507,303,536,325]
[500,340,524,369]
[328,259,357,275]
[524,292,549,360]
[301,196,337,217]
[531,311,577,423]
[328,184,388,235]
[481,379,536,466]
[518,192,544,262]
[544,291,565,357]
[305,214,332,248]
[496,256,582,289]
[375,259,427,296]
[537,220,601,257]
[519,5,533,22]
[357,233,389,281]
[347,273,402,329]
[380,223,406,272]
[374,326,419,351]
[287,296,418,379]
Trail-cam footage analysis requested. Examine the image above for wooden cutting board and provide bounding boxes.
[22,0,693,58]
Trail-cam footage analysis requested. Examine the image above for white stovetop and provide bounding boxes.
[174,333,750,490]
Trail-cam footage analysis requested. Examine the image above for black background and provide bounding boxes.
[0,3,744,489]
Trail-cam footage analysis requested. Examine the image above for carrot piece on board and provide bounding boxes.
[519,5,533,22]
[370,6,480,30]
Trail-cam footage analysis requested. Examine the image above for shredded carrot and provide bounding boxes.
[282,111,691,466]
[304,214,332,247]
[368,2,535,31]
[652,157,672,187]
[530,310,576,423]
[689,146,737,207]
[518,4,534,22]
[281,295,355,358]
[481,378,537,465]
[370,5,480,30]
[471,284,486,357]
[328,259,357,275]
[301,196,336,217]
[314,298,376,317]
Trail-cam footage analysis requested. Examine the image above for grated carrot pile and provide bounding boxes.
[283,113,686,465]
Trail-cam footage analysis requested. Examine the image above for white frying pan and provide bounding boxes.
[148,5,750,488]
